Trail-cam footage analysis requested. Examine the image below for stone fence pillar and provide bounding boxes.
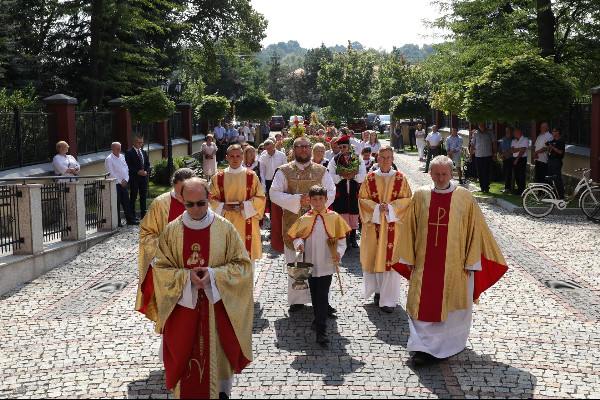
[156,121,169,158]
[14,184,43,255]
[177,102,193,155]
[63,182,86,241]
[590,86,600,182]
[108,98,133,150]
[99,179,118,232]
[44,94,78,158]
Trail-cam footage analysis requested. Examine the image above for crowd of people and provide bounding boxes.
[128,120,509,399]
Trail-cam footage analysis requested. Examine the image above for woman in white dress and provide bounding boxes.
[415,123,426,161]
[52,141,80,182]
[201,134,218,181]
[368,131,381,157]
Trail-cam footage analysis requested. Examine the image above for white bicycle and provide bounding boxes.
[521,168,600,221]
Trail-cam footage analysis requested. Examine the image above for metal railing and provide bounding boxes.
[132,122,157,145]
[41,183,70,242]
[84,180,105,231]
[76,109,117,155]
[0,173,110,185]
[0,109,54,171]
[0,186,22,254]
[169,111,184,139]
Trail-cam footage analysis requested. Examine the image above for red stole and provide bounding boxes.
[163,224,250,398]
[367,171,405,271]
[139,196,186,316]
[217,170,254,258]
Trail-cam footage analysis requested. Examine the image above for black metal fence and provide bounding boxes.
[0,110,54,171]
[41,183,70,242]
[133,122,157,144]
[76,109,117,155]
[0,186,22,254]
[169,111,184,139]
[84,180,105,231]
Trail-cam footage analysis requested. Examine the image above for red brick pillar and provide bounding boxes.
[495,121,506,141]
[435,110,444,128]
[108,98,132,150]
[156,121,168,158]
[451,113,459,131]
[177,102,193,155]
[44,94,78,158]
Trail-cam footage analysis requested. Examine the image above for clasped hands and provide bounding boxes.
[379,202,390,214]
[223,202,243,212]
[190,266,210,290]
[299,194,311,208]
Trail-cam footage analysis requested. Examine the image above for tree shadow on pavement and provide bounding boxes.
[127,369,170,398]
[274,313,366,386]
[405,348,537,399]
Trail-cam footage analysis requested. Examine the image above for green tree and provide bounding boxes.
[123,87,175,123]
[391,92,431,120]
[463,54,573,123]
[235,91,276,121]
[318,42,375,121]
[267,52,285,102]
[371,49,413,114]
[196,94,230,122]
[303,44,334,106]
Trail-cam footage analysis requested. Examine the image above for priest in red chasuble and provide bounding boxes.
[395,156,508,367]
[135,168,196,325]
[209,144,266,276]
[153,178,253,399]
[358,146,412,314]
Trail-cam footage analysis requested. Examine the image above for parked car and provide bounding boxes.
[349,118,367,133]
[269,115,285,131]
[379,114,391,134]
[365,113,378,130]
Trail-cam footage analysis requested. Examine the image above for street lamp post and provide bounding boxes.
[158,77,183,181]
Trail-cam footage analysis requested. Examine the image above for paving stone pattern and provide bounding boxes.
[0,148,599,398]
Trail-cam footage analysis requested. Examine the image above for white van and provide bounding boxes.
[289,115,304,127]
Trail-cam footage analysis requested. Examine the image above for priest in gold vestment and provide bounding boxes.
[153,177,253,399]
[395,156,508,367]
[269,137,336,312]
[358,146,412,313]
[209,144,266,277]
[135,168,195,325]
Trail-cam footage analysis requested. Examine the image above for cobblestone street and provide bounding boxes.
[1,149,599,399]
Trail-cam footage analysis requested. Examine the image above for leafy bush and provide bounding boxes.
[391,92,431,119]
[123,87,175,123]
[196,94,230,121]
[151,156,186,185]
[235,91,276,121]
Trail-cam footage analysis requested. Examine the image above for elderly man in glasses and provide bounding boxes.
[209,144,266,279]
[153,177,253,399]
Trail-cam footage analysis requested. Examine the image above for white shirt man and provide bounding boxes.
[259,148,288,193]
[534,130,553,164]
[425,130,443,147]
[105,149,129,184]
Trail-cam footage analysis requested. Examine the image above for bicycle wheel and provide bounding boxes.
[522,187,555,218]
[581,187,600,221]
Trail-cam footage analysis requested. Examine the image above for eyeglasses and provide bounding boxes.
[294,145,311,149]
[184,200,208,208]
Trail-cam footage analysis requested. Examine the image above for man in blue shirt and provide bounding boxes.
[497,127,515,193]
[226,123,239,147]
[213,120,227,163]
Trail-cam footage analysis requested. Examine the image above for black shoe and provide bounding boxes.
[316,332,330,345]
[459,179,464,185]
[380,306,395,314]
[328,305,337,314]
[288,304,304,312]
[411,351,440,367]
[126,219,140,225]
[350,229,359,248]
[219,392,229,400]
[374,293,380,307]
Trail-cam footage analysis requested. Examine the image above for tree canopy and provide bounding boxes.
[235,91,276,121]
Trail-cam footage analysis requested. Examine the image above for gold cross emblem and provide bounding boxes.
[428,207,448,247]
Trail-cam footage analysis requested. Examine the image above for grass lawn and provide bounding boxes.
[470,181,579,208]
[142,181,172,211]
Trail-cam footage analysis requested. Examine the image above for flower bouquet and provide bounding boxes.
[276,116,330,161]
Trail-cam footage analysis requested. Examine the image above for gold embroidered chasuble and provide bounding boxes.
[397,186,507,323]
[209,169,266,260]
[358,172,412,273]
[136,191,178,323]
[153,214,254,398]
[278,162,327,250]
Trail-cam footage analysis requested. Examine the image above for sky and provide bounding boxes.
[250,0,447,51]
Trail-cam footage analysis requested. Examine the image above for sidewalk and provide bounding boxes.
[0,150,599,398]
